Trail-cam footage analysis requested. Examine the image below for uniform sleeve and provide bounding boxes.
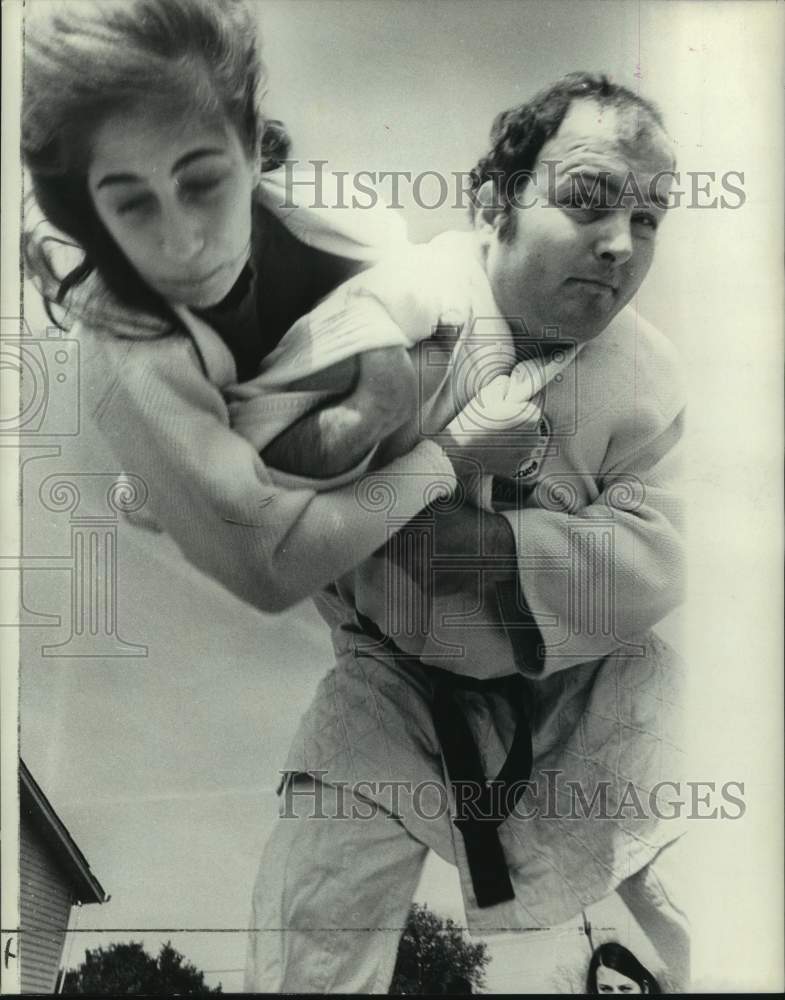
[87,330,456,613]
[224,244,472,489]
[498,406,685,677]
[245,243,469,388]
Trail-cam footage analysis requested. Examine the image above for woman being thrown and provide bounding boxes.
[23,7,542,990]
[22,0,520,620]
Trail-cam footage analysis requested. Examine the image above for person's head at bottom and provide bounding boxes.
[587,942,662,995]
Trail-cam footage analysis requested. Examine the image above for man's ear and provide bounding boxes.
[473,180,505,235]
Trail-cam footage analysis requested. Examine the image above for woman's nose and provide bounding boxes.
[593,212,633,265]
[159,201,204,261]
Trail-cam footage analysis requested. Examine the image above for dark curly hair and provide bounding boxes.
[470,72,667,240]
[586,942,662,994]
[22,0,290,320]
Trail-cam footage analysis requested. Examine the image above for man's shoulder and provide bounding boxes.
[584,307,686,420]
[612,308,682,370]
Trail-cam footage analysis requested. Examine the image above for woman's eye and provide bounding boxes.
[117,194,154,217]
[180,175,226,201]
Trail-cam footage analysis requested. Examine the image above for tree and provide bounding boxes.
[62,940,222,995]
[390,903,490,994]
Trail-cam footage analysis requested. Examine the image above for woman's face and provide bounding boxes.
[596,965,645,994]
[88,104,255,309]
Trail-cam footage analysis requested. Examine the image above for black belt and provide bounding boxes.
[355,612,533,909]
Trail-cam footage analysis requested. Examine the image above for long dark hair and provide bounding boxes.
[586,942,661,994]
[22,0,290,322]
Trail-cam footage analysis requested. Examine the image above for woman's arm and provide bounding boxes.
[261,345,419,478]
[232,237,474,484]
[85,327,456,613]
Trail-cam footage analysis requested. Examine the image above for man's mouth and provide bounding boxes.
[567,276,619,294]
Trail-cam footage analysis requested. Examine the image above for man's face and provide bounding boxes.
[481,98,674,344]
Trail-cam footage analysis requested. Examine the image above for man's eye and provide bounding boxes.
[632,211,658,231]
[559,190,594,210]
[561,201,604,222]
[557,188,608,220]
[573,190,602,209]
[565,195,596,210]
[560,177,610,210]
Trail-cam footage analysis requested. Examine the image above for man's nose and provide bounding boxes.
[593,212,633,265]
[159,201,204,261]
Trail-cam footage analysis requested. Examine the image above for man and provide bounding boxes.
[245,73,689,994]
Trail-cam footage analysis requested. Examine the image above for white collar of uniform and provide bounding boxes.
[169,304,238,388]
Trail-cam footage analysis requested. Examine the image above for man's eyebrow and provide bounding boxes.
[569,168,669,209]
[563,168,616,189]
[95,148,227,190]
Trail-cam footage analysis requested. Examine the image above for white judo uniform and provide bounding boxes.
[230,232,689,992]
[36,171,689,993]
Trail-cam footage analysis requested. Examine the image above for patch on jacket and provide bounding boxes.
[491,414,552,509]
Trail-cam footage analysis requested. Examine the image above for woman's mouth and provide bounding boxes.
[160,262,227,289]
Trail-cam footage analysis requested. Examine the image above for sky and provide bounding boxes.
[11,0,784,993]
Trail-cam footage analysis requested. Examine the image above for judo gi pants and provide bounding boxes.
[244,779,690,994]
